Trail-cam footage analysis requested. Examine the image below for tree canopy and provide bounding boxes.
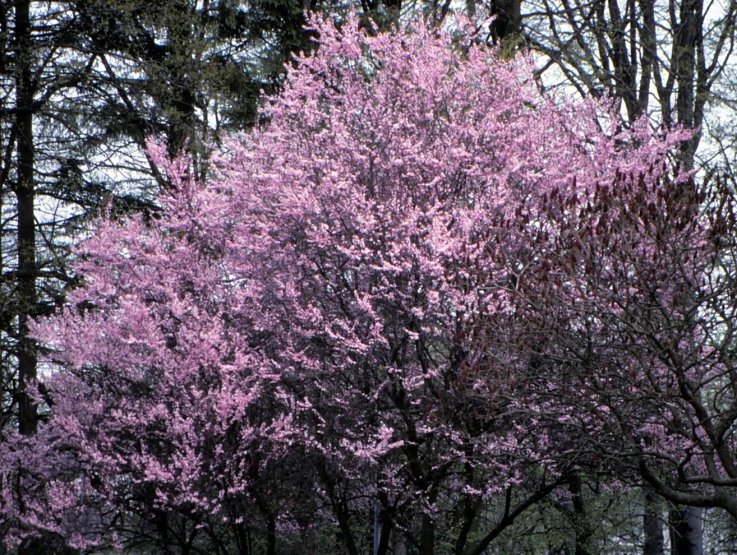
[0,13,727,554]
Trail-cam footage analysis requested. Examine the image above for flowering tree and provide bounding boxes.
[6,12,693,554]
[518,171,737,521]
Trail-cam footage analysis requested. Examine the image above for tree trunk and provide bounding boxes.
[12,0,45,540]
[569,475,594,555]
[376,507,393,555]
[164,0,197,159]
[490,0,521,45]
[266,516,276,555]
[675,0,701,169]
[14,0,37,441]
[419,512,435,555]
[643,488,664,555]
[393,531,407,555]
[669,506,703,555]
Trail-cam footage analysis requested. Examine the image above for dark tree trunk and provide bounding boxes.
[376,508,392,555]
[14,0,37,440]
[569,476,594,555]
[419,512,436,555]
[669,506,703,555]
[490,0,521,44]
[643,488,664,555]
[266,516,276,555]
[675,0,701,169]
[164,0,197,160]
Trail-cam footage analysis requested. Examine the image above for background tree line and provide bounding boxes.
[0,0,735,554]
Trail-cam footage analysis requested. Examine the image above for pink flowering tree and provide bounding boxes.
[8,12,694,554]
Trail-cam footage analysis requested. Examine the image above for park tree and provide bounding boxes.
[0,0,313,550]
[514,1,737,550]
[518,169,737,554]
[72,0,319,161]
[14,12,697,554]
[4,0,734,552]
[0,1,141,550]
[0,1,447,551]
[519,0,737,174]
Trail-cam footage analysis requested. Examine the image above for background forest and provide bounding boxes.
[0,0,736,554]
